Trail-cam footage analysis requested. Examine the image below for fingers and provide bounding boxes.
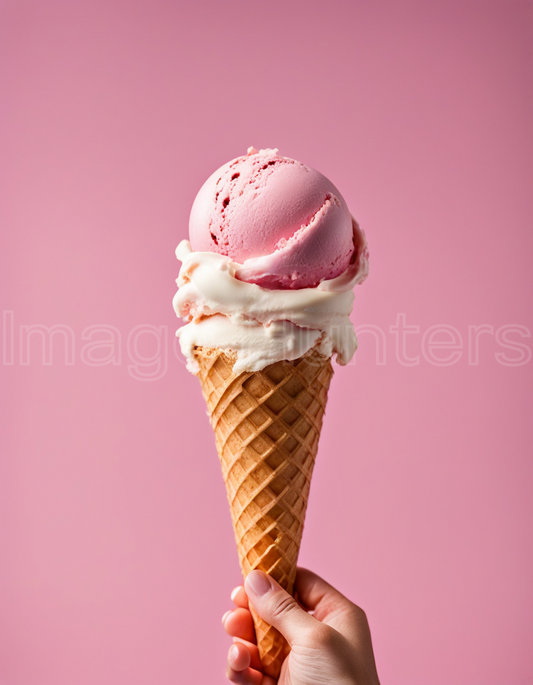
[244,570,318,646]
[231,585,249,609]
[295,567,353,620]
[223,607,256,643]
[224,583,277,683]
[226,642,258,685]
[228,642,251,671]
[232,638,262,671]
[223,584,256,644]
[226,642,277,685]
[295,567,373,649]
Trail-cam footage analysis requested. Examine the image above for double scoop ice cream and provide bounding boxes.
[173,147,369,372]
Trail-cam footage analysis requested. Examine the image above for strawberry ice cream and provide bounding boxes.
[189,147,359,289]
[174,147,369,373]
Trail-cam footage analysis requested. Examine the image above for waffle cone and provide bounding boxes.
[193,345,333,679]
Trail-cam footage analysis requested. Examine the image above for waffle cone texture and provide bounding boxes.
[193,345,333,679]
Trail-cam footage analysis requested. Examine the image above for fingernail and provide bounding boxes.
[245,570,272,597]
[229,644,239,664]
[222,610,231,625]
[230,586,241,602]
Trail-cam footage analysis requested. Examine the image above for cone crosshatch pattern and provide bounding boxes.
[194,345,334,679]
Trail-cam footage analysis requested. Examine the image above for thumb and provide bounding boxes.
[244,570,317,645]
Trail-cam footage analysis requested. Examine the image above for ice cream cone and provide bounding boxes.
[193,345,333,679]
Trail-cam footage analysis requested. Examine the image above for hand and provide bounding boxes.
[221,567,381,685]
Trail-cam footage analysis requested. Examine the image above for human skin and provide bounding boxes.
[221,568,381,685]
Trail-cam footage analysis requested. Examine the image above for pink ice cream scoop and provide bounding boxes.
[189,147,359,289]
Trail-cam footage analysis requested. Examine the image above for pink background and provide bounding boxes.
[1,1,532,684]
